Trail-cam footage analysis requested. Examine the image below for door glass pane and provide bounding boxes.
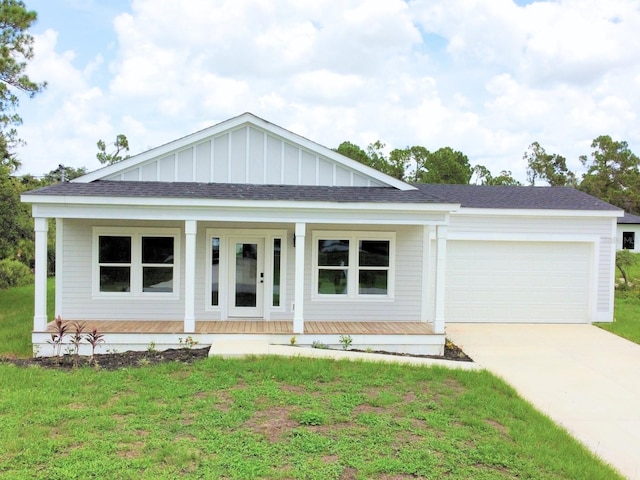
[273,238,281,307]
[235,242,257,307]
[211,237,220,306]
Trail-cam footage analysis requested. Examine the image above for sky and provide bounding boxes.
[13,0,640,183]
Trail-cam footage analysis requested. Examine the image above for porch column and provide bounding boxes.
[184,220,197,333]
[420,225,431,322]
[33,217,48,331]
[433,225,448,334]
[293,222,306,333]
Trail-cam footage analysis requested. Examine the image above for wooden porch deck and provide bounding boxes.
[45,320,435,336]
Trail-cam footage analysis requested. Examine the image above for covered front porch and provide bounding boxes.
[34,319,444,356]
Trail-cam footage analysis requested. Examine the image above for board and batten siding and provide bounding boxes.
[103,125,385,188]
[303,225,425,322]
[443,213,616,322]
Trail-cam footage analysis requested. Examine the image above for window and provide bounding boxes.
[99,236,131,292]
[94,228,179,296]
[211,237,220,305]
[623,231,635,250]
[313,231,394,299]
[273,238,282,306]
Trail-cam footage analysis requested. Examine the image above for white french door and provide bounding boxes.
[228,237,264,317]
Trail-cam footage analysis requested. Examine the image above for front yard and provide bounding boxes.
[0,280,627,479]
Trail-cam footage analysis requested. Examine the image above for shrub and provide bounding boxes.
[0,259,33,289]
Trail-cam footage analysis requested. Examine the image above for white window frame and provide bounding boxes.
[92,227,180,299]
[312,230,395,301]
[205,228,288,316]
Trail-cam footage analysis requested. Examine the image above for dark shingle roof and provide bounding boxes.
[618,212,640,224]
[23,180,621,212]
[23,181,445,204]
[416,184,621,211]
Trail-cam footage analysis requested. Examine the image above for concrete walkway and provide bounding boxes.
[446,324,640,480]
[209,339,479,370]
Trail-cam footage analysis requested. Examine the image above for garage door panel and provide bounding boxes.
[446,241,590,323]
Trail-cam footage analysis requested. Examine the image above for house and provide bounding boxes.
[21,113,622,356]
[617,212,640,252]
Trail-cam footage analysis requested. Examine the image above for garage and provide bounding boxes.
[445,240,592,323]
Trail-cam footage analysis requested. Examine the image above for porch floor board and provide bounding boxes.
[44,320,435,336]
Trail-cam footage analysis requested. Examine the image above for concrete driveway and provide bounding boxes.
[446,324,640,480]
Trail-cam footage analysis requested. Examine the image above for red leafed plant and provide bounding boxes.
[84,328,105,361]
[46,315,68,357]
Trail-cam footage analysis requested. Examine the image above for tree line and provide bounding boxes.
[335,135,640,214]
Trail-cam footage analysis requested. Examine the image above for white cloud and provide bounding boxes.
[12,0,640,186]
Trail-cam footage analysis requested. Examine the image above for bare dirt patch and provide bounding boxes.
[245,406,299,441]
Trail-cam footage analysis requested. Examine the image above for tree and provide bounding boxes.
[43,164,87,183]
[615,249,636,284]
[470,165,521,186]
[97,134,130,165]
[335,141,369,166]
[524,141,576,186]
[335,140,406,180]
[411,146,472,184]
[579,135,640,213]
[0,0,46,165]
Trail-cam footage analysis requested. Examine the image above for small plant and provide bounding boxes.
[290,336,297,346]
[147,341,157,353]
[70,322,86,356]
[85,328,105,361]
[339,335,353,350]
[311,341,328,349]
[297,411,327,426]
[46,315,68,357]
[179,336,199,350]
[365,347,373,353]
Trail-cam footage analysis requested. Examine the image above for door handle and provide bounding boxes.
[260,272,264,284]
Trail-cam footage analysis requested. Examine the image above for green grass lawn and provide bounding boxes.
[596,294,640,344]
[0,356,622,479]
[0,281,625,479]
[0,278,54,357]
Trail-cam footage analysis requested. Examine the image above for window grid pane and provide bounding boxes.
[318,268,348,294]
[273,238,281,307]
[143,267,173,292]
[318,240,349,266]
[211,237,220,306]
[99,236,131,263]
[142,237,174,264]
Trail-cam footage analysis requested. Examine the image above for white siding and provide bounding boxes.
[61,219,186,320]
[303,225,424,322]
[102,125,385,187]
[60,220,420,323]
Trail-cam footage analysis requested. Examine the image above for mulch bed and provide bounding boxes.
[2,340,471,370]
[350,339,473,362]
[3,347,211,370]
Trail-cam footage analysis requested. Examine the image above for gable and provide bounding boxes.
[77,113,413,190]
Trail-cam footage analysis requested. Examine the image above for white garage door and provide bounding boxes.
[446,241,591,323]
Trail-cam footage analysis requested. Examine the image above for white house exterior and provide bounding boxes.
[616,212,640,252]
[22,113,622,356]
